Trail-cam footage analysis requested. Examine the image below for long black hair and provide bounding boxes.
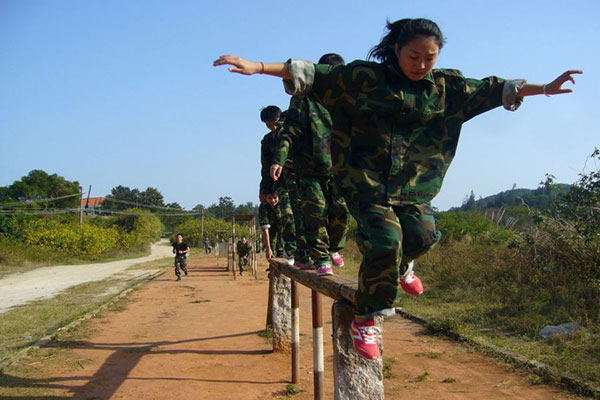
[367,18,445,63]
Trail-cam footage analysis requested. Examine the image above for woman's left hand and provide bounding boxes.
[545,70,583,95]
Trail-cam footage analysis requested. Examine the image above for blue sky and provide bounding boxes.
[1,0,598,210]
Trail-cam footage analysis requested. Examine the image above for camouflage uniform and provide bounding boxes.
[284,59,525,316]
[258,202,286,257]
[236,239,252,272]
[273,94,350,265]
[260,114,308,261]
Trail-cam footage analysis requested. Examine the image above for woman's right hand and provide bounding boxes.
[270,164,283,181]
[213,55,260,75]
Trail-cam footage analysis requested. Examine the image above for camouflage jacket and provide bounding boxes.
[283,59,525,205]
[258,202,282,230]
[259,111,294,195]
[236,240,251,256]
[273,95,334,178]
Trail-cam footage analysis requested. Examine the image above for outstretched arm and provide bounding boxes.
[213,55,291,79]
[519,70,583,97]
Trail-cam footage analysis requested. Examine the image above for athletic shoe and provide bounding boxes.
[316,263,333,276]
[350,319,381,359]
[183,269,188,276]
[295,260,315,270]
[399,261,424,296]
[331,252,344,267]
[176,276,181,282]
[286,257,295,266]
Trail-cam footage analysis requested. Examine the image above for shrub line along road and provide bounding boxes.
[0,239,173,314]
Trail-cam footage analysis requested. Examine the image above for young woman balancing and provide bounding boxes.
[214,18,582,359]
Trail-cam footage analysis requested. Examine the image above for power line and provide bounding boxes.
[102,197,190,211]
[0,193,81,208]
[0,208,203,217]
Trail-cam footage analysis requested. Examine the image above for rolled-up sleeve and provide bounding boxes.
[283,59,316,96]
[502,79,526,111]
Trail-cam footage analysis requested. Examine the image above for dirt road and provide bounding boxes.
[0,239,172,314]
[0,253,580,399]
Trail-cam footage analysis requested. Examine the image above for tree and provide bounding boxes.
[0,169,80,209]
[553,149,600,239]
[192,204,205,213]
[103,186,141,210]
[462,190,476,211]
[139,187,165,207]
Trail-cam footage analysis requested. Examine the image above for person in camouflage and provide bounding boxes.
[270,53,350,277]
[260,106,308,266]
[214,18,581,359]
[236,236,252,275]
[258,192,286,260]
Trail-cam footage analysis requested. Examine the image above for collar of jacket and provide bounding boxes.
[386,61,435,86]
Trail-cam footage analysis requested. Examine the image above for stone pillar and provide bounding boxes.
[332,301,384,400]
[271,269,292,353]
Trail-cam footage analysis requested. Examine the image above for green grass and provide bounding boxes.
[383,357,397,379]
[258,325,273,343]
[284,383,304,396]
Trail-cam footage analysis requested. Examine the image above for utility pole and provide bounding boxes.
[79,186,83,225]
[201,212,205,237]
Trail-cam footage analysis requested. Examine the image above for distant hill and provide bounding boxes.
[451,184,571,212]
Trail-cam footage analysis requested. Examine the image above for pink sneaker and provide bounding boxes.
[399,261,424,296]
[330,252,344,267]
[316,263,333,276]
[295,260,314,270]
[350,319,381,359]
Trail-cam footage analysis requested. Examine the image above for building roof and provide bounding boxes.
[82,197,105,208]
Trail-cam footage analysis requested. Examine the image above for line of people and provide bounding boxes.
[214,18,581,360]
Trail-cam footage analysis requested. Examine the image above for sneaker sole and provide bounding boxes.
[317,271,334,276]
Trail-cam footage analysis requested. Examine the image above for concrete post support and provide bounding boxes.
[332,301,384,400]
[271,269,292,353]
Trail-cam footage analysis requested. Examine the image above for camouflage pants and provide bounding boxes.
[278,191,297,257]
[174,256,188,277]
[262,220,285,257]
[298,176,350,264]
[282,170,309,262]
[238,255,249,269]
[351,202,441,317]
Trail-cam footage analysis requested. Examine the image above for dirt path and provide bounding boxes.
[2,253,581,399]
[0,239,172,314]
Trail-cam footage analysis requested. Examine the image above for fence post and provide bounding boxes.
[232,217,237,280]
[266,270,274,327]
[271,269,292,353]
[332,301,384,400]
[312,290,324,400]
[291,280,300,384]
[226,240,231,271]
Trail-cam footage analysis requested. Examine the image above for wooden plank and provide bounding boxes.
[269,258,357,305]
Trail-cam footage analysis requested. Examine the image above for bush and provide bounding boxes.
[21,219,124,257]
[0,208,164,264]
[435,211,517,244]
[113,208,163,247]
